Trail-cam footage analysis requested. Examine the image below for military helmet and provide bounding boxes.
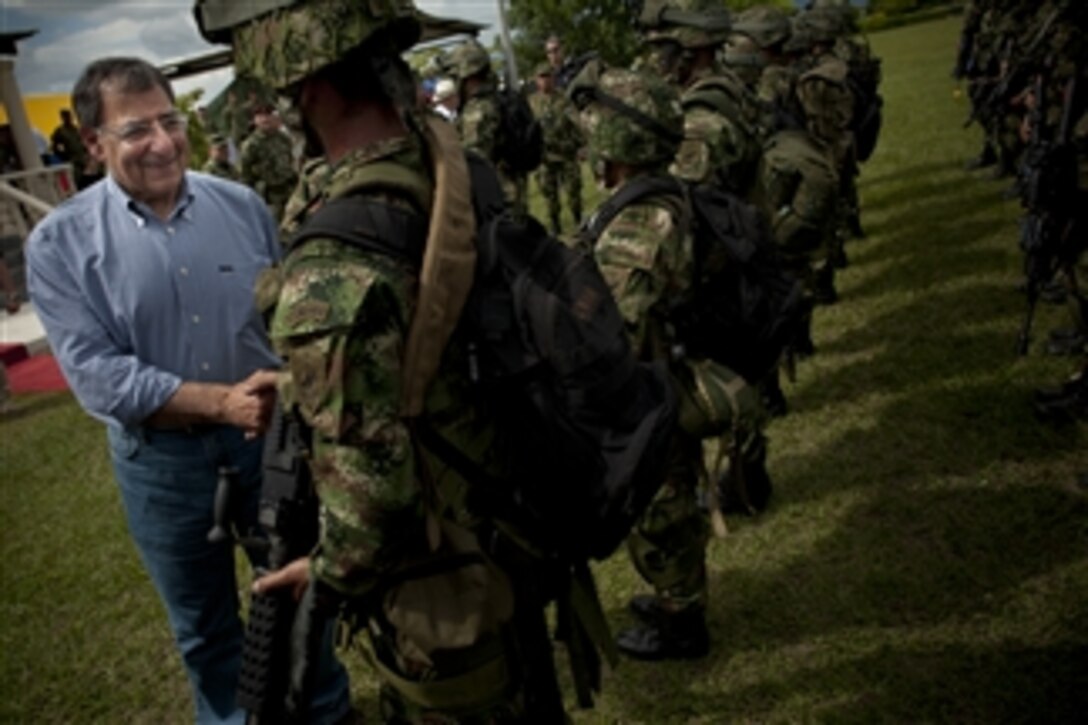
[784,9,841,51]
[449,40,492,81]
[732,5,791,50]
[194,0,421,91]
[568,61,683,168]
[639,0,733,49]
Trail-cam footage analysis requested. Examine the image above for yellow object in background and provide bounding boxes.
[0,93,73,140]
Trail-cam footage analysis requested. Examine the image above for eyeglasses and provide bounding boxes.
[98,111,188,144]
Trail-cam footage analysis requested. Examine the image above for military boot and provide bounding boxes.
[616,605,709,661]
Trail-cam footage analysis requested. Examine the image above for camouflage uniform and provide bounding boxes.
[452,40,528,216]
[210,0,544,719]
[240,127,298,223]
[574,66,709,660]
[733,6,841,304]
[529,65,584,235]
[639,0,765,197]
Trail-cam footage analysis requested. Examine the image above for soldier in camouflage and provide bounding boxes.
[786,8,857,278]
[572,63,709,661]
[529,62,583,235]
[450,39,528,216]
[639,0,765,197]
[239,102,299,223]
[200,0,556,720]
[202,134,239,181]
[732,5,842,306]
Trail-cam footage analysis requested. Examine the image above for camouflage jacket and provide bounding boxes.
[240,128,299,200]
[266,133,498,596]
[671,64,766,194]
[201,158,239,181]
[457,84,501,163]
[593,179,693,360]
[529,90,583,162]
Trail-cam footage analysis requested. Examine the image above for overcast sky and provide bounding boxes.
[2,0,500,104]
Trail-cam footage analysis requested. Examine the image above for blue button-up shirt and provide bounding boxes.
[26,172,282,429]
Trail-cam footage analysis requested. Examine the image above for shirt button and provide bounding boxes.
[192,315,200,324]
[202,363,210,371]
[180,267,189,276]
[167,227,175,235]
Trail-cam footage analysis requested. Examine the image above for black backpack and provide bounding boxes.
[288,154,677,563]
[581,175,809,384]
[495,87,545,174]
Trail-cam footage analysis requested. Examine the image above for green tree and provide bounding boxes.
[507,0,643,77]
[176,88,209,170]
[506,0,793,77]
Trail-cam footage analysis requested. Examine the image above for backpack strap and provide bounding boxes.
[285,195,428,266]
[579,175,684,245]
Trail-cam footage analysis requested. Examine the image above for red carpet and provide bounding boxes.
[2,344,68,394]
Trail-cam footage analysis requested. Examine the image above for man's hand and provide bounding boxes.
[220,369,280,436]
[253,556,311,601]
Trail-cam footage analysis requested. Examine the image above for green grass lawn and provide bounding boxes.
[3,15,1086,723]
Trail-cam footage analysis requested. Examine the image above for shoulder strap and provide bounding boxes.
[285,195,428,266]
[401,116,479,417]
[579,175,684,244]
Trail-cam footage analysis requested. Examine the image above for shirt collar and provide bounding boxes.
[106,172,195,227]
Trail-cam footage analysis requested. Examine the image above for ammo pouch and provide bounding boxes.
[356,517,516,713]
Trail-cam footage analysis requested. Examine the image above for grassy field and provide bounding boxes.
[2,15,1086,723]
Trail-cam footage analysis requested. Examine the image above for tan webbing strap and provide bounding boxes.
[400,117,479,417]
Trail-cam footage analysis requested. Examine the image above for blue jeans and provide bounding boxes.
[108,425,351,724]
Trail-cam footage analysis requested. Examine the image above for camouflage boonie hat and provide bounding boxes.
[732,5,791,50]
[195,0,421,90]
[534,62,553,78]
[449,39,491,80]
[640,0,732,49]
[569,61,683,168]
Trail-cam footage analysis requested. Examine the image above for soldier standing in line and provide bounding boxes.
[786,8,857,283]
[202,134,239,181]
[638,0,766,198]
[529,62,584,236]
[240,102,299,223]
[450,39,528,216]
[571,62,711,661]
[730,5,841,307]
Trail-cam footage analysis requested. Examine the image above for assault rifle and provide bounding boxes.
[209,410,322,723]
[1016,70,1079,356]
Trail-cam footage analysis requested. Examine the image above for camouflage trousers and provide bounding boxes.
[627,361,769,612]
[627,432,709,611]
[536,158,583,235]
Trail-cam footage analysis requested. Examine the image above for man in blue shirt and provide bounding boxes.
[25,57,350,724]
